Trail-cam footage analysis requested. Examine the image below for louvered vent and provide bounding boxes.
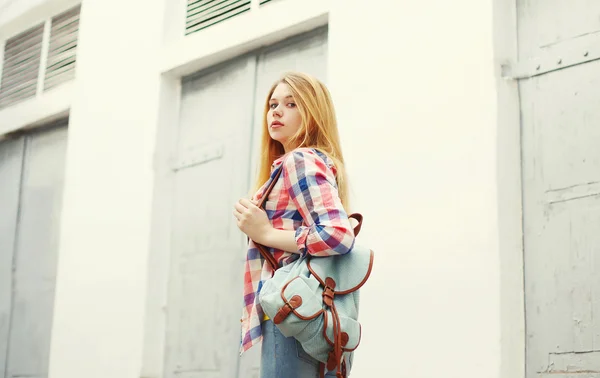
[186,0,251,35]
[44,5,80,91]
[0,23,44,109]
[260,0,273,4]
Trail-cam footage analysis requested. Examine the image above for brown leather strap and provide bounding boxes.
[252,166,284,271]
[332,304,344,377]
[256,166,284,209]
[348,213,363,236]
[255,241,278,272]
[320,360,347,378]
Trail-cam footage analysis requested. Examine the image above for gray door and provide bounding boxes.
[0,122,68,378]
[519,1,600,377]
[164,28,327,378]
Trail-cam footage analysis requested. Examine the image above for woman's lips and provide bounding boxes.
[271,121,284,128]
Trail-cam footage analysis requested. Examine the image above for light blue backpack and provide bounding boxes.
[256,166,374,378]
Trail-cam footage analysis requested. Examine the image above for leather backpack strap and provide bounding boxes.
[251,165,284,272]
[348,213,363,236]
[320,357,348,378]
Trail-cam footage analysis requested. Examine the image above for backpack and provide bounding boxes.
[255,166,374,378]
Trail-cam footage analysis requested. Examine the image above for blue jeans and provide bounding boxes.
[260,320,352,378]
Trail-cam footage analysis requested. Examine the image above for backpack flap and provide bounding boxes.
[307,243,374,294]
[281,276,324,320]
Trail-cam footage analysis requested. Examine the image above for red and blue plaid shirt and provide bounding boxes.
[240,147,356,354]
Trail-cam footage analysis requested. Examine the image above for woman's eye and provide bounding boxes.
[287,103,296,108]
[269,103,277,109]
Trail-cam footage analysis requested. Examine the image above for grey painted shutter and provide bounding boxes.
[0,23,44,109]
[0,137,25,378]
[186,0,251,35]
[0,122,68,378]
[519,1,600,377]
[44,5,80,91]
[164,56,257,378]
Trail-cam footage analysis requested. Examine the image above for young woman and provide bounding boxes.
[234,72,356,377]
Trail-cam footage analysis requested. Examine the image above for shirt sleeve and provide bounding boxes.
[282,148,355,257]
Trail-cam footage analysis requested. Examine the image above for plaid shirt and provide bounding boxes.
[240,148,356,354]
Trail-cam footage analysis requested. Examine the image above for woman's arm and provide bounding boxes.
[234,199,302,253]
[262,229,301,253]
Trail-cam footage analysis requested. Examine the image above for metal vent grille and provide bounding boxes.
[44,5,80,91]
[0,23,44,109]
[186,0,251,35]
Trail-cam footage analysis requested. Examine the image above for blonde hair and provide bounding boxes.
[253,71,350,211]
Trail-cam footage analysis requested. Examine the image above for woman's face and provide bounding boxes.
[267,83,302,152]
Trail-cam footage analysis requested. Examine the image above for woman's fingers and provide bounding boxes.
[239,198,258,209]
[234,198,260,226]
[234,202,246,213]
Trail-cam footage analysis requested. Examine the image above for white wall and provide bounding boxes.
[47,0,165,377]
[0,0,79,42]
[328,0,508,376]
[0,0,45,28]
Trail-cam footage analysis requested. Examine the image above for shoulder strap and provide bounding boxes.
[252,165,284,271]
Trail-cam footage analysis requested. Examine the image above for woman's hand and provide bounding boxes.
[233,198,273,244]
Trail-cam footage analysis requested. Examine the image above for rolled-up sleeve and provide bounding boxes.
[283,149,355,257]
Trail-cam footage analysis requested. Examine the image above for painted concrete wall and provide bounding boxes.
[44,0,165,376]
[328,1,505,376]
[0,0,520,377]
[0,0,42,27]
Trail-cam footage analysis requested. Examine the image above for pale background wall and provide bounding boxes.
[329,1,510,376]
[45,0,165,376]
[0,0,522,377]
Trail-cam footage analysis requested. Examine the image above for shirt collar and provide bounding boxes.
[271,154,287,169]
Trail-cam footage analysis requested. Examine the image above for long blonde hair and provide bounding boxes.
[253,72,350,211]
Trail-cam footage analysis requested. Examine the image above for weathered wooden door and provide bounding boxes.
[0,121,68,378]
[164,28,327,378]
[519,1,600,376]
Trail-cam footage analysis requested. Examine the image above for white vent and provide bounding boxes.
[260,0,273,4]
[44,5,80,91]
[186,0,251,35]
[0,24,44,109]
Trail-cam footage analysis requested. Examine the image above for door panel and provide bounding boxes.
[165,29,328,378]
[519,3,600,375]
[517,0,600,59]
[0,123,68,378]
[0,137,25,377]
[7,126,68,378]
[165,56,257,378]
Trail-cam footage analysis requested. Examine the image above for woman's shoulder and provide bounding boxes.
[283,147,336,174]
